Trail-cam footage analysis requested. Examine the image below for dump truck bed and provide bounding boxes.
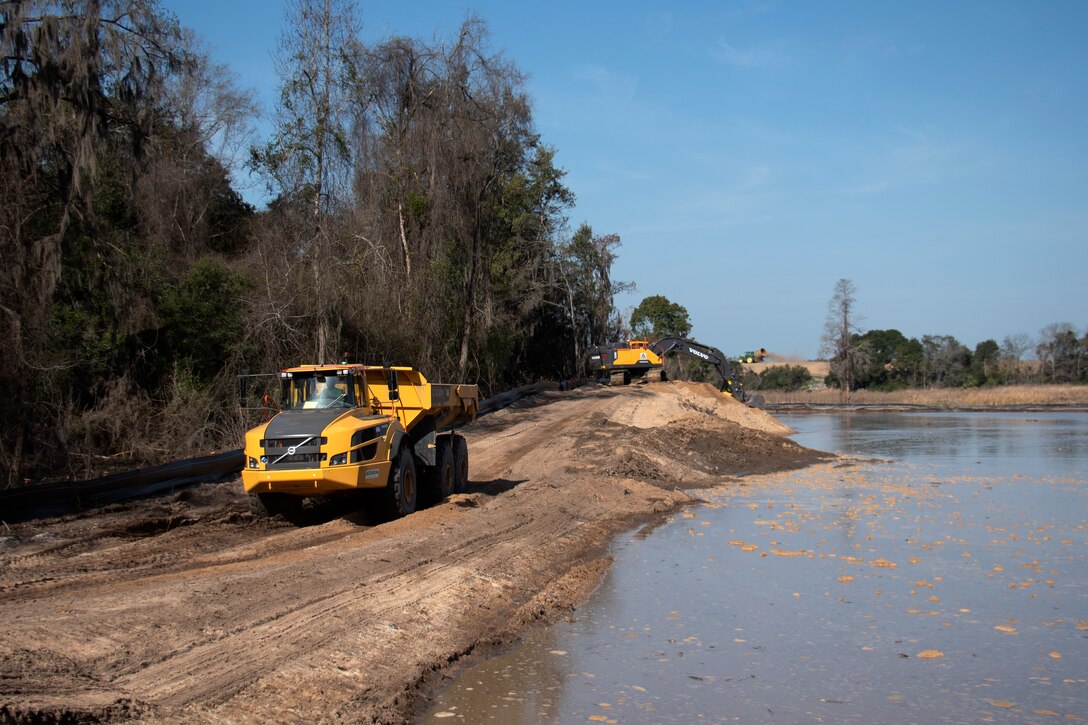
[351,366,479,433]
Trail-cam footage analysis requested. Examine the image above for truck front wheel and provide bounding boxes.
[383,449,418,518]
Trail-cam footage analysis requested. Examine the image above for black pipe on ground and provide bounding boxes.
[0,450,244,523]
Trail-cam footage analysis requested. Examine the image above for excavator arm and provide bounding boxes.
[650,337,757,404]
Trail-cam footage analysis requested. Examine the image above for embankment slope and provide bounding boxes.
[0,382,826,723]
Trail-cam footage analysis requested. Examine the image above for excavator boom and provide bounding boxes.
[586,337,761,406]
[649,337,753,402]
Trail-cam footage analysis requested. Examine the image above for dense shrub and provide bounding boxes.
[759,365,813,391]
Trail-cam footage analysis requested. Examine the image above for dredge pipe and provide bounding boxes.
[0,450,244,523]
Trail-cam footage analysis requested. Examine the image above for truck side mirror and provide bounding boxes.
[387,369,400,401]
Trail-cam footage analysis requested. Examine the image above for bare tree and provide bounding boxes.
[349,17,563,383]
[1036,323,1080,383]
[165,30,258,173]
[551,225,632,365]
[1,0,186,357]
[820,278,868,400]
[999,333,1032,383]
[251,0,359,363]
[1,0,189,484]
[921,334,969,387]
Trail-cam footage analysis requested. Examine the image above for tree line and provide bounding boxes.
[818,279,1087,394]
[0,0,628,486]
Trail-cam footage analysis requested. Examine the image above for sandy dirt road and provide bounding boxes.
[0,382,826,723]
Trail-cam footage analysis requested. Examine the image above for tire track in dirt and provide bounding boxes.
[122,501,594,716]
[0,382,828,723]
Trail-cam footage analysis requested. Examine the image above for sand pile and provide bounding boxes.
[606,380,794,436]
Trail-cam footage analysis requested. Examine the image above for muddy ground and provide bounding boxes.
[0,382,827,723]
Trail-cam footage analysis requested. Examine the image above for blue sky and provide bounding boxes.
[164,0,1087,358]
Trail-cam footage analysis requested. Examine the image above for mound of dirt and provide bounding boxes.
[605,380,794,436]
[673,380,796,435]
[0,383,828,724]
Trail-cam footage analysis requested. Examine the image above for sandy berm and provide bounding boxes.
[0,381,827,723]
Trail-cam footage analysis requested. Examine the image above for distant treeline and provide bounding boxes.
[758,326,1088,392]
[0,1,625,485]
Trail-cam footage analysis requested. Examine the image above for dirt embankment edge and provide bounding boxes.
[0,382,830,724]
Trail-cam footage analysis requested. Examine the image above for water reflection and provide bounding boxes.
[426,413,1088,723]
[791,412,1088,476]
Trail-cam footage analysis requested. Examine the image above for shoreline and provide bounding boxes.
[766,402,1088,413]
[757,384,1088,411]
[0,383,829,723]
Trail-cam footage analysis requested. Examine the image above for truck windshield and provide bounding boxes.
[280,373,355,410]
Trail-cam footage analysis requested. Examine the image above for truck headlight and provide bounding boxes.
[248,457,259,469]
[330,453,347,466]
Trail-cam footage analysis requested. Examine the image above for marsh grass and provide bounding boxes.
[760,385,1088,407]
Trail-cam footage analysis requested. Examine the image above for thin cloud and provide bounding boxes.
[571,64,638,103]
[738,164,774,191]
[833,126,989,196]
[593,160,653,183]
[720,0,777,23]
[710,37,788,68]
[841,35,927,62]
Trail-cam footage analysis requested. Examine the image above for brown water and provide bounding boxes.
[425,412,1088,723]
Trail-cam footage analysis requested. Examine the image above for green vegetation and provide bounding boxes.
[630,295,692,339]
[758,365,813,392]
[825,327,1088,391]
[820,282,1087,393]
[0,2,628,485]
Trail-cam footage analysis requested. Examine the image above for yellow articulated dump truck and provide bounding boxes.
[242,364,478,519]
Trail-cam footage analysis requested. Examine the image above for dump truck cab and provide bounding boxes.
[242,364,478,519]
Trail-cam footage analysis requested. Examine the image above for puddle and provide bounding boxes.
[427,413,1088,723]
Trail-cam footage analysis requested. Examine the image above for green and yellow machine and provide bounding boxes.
[242,364,478,519]
[737,348,768,363]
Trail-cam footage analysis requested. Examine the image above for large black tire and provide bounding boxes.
[452,434,469,494]
[420,439,456,506]
[253,492,303,520]
[382,448,418,518]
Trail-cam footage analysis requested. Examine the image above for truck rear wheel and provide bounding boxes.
[382,449,418,518]
[452,434,469,493]
[421,440,455,505]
